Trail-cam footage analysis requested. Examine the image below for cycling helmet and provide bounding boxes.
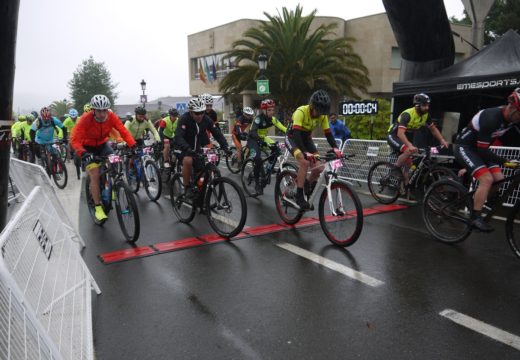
[135,106,147,115]
[31,111,38,118]
[309,90,331,115]
[507,88,520,112]
[83,103,92,113]
[242,106,254,116]
[199,93,213,105]
[40,107,52,120]
[69,108,78,118]
[26,114,34,121]
[188,97,206,112]
[413,93,431,106]
[168,108,179,117]
[260,99,276,109]
[90,94,111,110]
[18,115,26,121]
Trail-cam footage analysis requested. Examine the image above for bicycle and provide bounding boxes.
[240,141,297,197]
[155,141,182,183]
[84,152,140,243]
[169,149,247,238]
[422,162,520,258]
[367,146,457,204]
[226,144,269,174]
[123,145,162,201]
[274,151,364,247]
[39,143,68,189]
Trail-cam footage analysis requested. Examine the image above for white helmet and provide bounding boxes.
[90,94,111,110]
[199,93,213,105]
[243,106,254,116]
[188,97,206,112]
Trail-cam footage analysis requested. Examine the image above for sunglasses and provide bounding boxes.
[193,111,204,116]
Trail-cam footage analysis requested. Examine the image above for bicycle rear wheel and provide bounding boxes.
[422,179,472,243]
[506,203,520,259]
[170,174,196,223]
[143,159,162,201]
[420,165,458,195]
[274,169,304,224]
[226,146,242,174]
[240,159,257,197]
[114,181,140,243]
[318,180,364,247]
[367,161,402,204]
[124,158,140,193]
[52,157,68,189]
[205,177,247,238]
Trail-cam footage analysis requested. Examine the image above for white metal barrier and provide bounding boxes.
[0,186,100,360]
[9,158,85,248]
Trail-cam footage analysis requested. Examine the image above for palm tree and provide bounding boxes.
[49,99,73,118]
[219,5,370,111]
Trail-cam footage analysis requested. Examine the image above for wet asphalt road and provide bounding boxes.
[78,170,520,360]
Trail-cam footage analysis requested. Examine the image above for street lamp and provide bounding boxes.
[140,79,147,108]
[257,54,268,79]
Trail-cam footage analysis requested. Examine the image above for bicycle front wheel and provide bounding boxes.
[143,159,162,201]
[274,169,304,224]
[114,181,140,243]
[170,174,196,223]
[422,179,472,243]
[205,177,247,238]
[506,203,520,259]
[52,157,68,189]
[318,180,364,247]
[225,147,242,174]
[124,158,140,193]
[240,159,257,197]
[367,161,402,204]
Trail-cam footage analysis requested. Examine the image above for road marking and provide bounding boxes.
[440,309,520,351]
[276,242,384,287]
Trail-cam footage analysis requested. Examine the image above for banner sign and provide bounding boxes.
[340,100,378,115]
[257,80,270,95]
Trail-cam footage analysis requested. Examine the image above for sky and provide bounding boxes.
[13,0,466,113]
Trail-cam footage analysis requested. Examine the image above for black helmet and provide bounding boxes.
[168,108,179,117]
[135,106,147,115]
[413,93,430,106]
[309,90,331,115]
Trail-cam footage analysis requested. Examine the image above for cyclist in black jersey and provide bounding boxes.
[454,88,520,232]
[173,97,229,198]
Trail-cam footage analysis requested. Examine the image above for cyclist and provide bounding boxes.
[173,97,230,199]
[453,88,520,232]
[387,93,449,186]
[124,106,160,146]
[248,99,287,195]
[200,93,218,125]
[286,90,342,210]
[13,114,35,162]
[71,94,136,222]
[11,115,25,153]
[231,106,254,165]
[83,103,92,116]
[158,108,180,168]
[30,107,67,170]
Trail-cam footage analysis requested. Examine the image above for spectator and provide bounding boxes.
[328,112,351,143]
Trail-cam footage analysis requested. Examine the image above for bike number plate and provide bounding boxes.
[108,154,121,164]
[331,159,343,169]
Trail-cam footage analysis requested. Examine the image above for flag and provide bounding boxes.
[203,57,212,84]
[211,56,217,81]
[198,59,206,83]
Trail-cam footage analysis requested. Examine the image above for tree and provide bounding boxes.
[450,0,520,44]
[219,5,370,112]
[49,99,73,118]
[344,98,391,140]
[68,56,118,112]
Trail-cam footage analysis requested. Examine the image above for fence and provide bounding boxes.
[0,186,100,360]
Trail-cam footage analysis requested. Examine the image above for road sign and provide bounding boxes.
[257,80,270,95]
[176,102,187,115]
[340,100,378,115]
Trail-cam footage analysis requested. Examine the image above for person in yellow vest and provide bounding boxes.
[63,108,79,160]
[13,114,35,161]
[158,108,179,168]
[387,93,448,185]
[11,115,25,153]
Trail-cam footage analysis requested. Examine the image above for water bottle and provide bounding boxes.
[101,180,110,203]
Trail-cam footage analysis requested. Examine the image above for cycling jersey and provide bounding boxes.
[174,113,228,153]
[31,117,65,144]
[388,107,433,134]
[159,116,178,139]
[62,117,78,133]
[249,113,286,140]
[232,115,252,137]
[289,105,330,134]
[124,118,160,141]
[13,122,32,141]
[71,111,136,156]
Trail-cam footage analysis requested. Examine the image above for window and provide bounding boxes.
[192,53,237,81]
[391,47,402,69]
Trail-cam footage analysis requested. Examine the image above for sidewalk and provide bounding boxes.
[58,162,82,230]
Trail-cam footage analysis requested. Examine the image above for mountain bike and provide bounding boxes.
[367,146,457,204]
[156,141,182,183]
[124,145,162,201]
[84,153,140,243]
[274,152,363,247]
[422,161,520,258]
[226,144,268,174]
[240,141,297,197]
[169,149,247,238]
[39,143,68,189]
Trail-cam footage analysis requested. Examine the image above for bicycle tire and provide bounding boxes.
[318,180,364,247]
[240,158,258,197]
[506,203,520,259]
[420,165,458,195]
[422,179,472,243]
[170,174,196,223]
[367,161,402,204]
[52,157,68,189]
[226,146,242,174]
[274,169,304,224]
[125,157,140,193]
[143,159,162,201]
[205,177,247,238]
[114,181,140,243]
